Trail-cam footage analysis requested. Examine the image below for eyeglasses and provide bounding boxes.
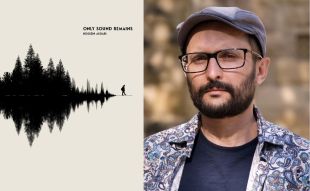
[179,48,262,73]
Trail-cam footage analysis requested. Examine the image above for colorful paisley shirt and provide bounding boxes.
[144,107,310,191]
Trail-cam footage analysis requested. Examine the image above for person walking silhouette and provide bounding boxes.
[121,85,126,96]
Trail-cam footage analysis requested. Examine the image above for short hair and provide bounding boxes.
[247,35,262,63]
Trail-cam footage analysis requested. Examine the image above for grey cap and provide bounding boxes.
[177,7,266,56]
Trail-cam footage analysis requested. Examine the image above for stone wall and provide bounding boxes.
[144,0,309,138]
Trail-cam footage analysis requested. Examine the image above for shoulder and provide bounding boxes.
[144,121,190,187]
[144,121,191,156]
[144,115,199,190]
[259,121,310,189]
[144,124,184,146]
[144,114,199,167]
[261,120,309,150]
[144,114,199,154]
[256,105,308,151]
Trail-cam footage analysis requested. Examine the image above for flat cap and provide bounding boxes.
[177,7,266,56]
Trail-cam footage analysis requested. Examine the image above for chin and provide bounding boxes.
[203,97,230,107]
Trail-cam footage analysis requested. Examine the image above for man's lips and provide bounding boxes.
[205,88,226,93]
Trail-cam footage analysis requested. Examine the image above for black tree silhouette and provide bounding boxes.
[0,45,115,146]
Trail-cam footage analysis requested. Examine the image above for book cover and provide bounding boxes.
[0,0,143,190]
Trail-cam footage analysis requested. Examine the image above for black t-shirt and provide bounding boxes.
[178,129,258,191]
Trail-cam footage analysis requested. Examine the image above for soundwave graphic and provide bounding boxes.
[0,45,116,146]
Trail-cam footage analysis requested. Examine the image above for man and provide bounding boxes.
[144,7,309,191]
[121,84,126,96]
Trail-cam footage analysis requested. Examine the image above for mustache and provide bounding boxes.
[198,80,235,97]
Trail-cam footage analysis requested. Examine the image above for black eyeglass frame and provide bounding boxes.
[178,48,263,73]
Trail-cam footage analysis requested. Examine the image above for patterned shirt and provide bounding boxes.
[144,107,310,191]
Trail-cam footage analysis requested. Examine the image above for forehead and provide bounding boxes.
[186,21,250,51]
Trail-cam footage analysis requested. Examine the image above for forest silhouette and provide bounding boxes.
[0,45,115,146]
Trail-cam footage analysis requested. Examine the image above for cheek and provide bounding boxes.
[187,74,205,91]
[232,64,256,85]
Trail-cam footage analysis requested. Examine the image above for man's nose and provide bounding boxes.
[205,57,223,80]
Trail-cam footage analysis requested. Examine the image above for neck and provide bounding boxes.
[200,104,258,147]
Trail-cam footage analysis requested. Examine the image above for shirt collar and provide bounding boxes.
[168,106,284,158]
[254,106,285,146]
[167,114,200,157]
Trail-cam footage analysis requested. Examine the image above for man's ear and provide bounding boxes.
[255,57,270,85]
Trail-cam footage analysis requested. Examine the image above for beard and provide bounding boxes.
[187,67,256,118]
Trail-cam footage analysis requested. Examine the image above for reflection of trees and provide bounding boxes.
[0,45,116,146]
[0,95,113,146]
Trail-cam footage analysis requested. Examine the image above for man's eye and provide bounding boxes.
[218,51,241,60]
[220,53,238,59]
[191,54,208,63]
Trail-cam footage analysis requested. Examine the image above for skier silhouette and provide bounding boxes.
[121,85,126,96]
